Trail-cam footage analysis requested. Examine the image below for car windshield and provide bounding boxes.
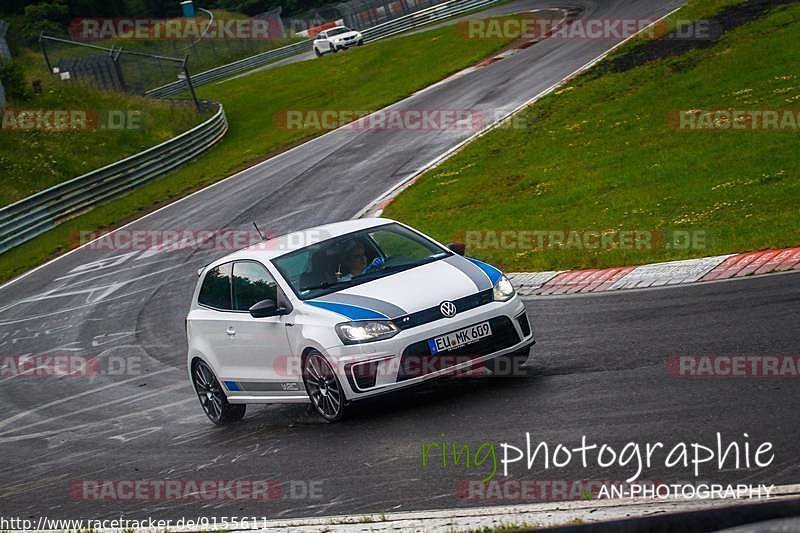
[272,223,451,300]
[326,27,351,36]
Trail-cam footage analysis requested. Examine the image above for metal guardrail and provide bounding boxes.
[0,103,228,254]
[147,0,500,97]
[146,40,312,97]
[1,0,496,252]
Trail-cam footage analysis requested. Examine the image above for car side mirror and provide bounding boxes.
[249,299,286,318]
[447,242,466,256]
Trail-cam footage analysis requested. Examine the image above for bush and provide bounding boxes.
[16,1,69,45]
[0,59,31,102]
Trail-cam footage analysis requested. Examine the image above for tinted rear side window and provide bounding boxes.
[232,261,278,311]
[198,263,232,310]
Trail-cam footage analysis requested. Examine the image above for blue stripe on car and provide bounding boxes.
[443,255,493,291]
[466,257,503,284]
[306,301,389,320]
[224,380,241,391]
[314,293,406,319]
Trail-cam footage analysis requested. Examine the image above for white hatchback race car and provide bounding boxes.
[313,26,364,56]
[186,218,534,423]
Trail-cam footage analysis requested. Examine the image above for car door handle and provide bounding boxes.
[226,326,236,336]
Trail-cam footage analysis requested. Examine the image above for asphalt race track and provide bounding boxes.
[3,0,798,522]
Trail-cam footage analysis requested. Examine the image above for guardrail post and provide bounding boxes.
[182,57,201,113]
[39,33,52,73]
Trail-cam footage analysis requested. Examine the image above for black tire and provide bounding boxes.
[484,349,530,377]
[314,47,321,57]
[303,350,346,422]
[330,44,338,53]
[192,360,246,425]
[357,39,364,46]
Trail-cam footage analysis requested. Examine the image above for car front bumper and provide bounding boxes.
[334,38,360,49]
[325,296,533,401]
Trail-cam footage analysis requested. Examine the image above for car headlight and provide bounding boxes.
[493,274,515,301]
[336,320,399,344]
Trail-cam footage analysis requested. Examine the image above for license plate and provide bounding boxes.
[428,321,492,354]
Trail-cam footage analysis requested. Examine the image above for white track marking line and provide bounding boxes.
[0,382,188,437]
[0,367,175,431]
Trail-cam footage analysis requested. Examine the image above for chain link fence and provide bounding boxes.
[0,20,9,108]
[37,8,301,102]
[39,33,199,106]
[37,0,482,102]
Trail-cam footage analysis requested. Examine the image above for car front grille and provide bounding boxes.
[394,289,493,331]
[396,316,520,381]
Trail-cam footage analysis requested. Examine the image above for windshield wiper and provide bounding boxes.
[299,280,349,292]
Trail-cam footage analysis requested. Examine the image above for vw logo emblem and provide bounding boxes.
[440,301,457,318]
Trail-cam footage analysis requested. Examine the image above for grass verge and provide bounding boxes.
[0,48,207,206]
[383,0,800,272]
[0,20,519,282]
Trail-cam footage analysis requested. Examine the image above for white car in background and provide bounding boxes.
[313,26,364,56]
[186,218,534,424]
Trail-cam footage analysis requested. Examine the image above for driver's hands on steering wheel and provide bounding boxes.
[361,256,385,274]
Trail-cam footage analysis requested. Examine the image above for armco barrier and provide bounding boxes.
[147,0,501,97]
[0,103,228,254]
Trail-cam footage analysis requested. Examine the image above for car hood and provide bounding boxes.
[331,31,360,39]
[307,255,502,320]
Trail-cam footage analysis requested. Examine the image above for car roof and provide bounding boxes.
[204,217,397,269]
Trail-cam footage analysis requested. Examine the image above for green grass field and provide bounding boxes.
[0,20,518,281]
[384,1,800,272]
[0,48,207,207]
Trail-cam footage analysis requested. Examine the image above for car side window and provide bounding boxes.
[232,261,278,312]
[317,32,326,39]
[198,263,232,310]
